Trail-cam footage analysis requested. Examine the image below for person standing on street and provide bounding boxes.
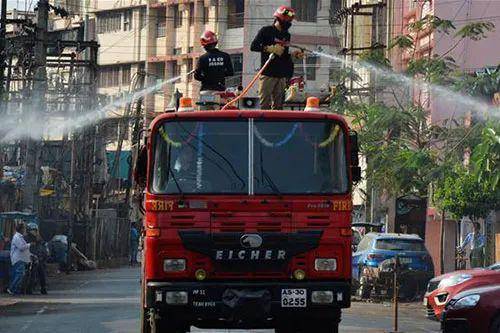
[250,6,304,110]
[7,222,31,295]
[460,222,485,268]
[194,31,234,92]
[25,223,48,294]
[130,222,139,266]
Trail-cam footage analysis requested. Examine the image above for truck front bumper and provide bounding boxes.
[146,281,350,328]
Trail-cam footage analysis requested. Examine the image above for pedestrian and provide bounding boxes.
[130,222,139,266]
[194,30,234,93]
[460,222,485,268]
[7,222,31,295]
[25,223,48,294]
[250,6,304,110]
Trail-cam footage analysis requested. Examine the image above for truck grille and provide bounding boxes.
[211,212,292,233]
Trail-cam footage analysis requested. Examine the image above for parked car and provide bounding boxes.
[424,262,500,320]
[352,233,434,299]
[441,285,500,333]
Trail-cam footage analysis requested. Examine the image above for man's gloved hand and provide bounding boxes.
[292,50,305,59]
[265,44,285,56]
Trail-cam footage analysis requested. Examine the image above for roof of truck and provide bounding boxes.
[150,109,349,132]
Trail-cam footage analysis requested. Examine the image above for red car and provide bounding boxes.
[441,285,500,333]
[424,263,500,320]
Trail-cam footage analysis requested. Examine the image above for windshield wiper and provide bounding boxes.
[259,146,281,195]
[167,146,183,195]
[178,123,246,190]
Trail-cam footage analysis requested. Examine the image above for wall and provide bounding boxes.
[243,0,339,97]
[431,1,500,123]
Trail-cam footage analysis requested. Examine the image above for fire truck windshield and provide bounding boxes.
[151,119,348,195]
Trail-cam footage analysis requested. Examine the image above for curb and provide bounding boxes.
[0,298,19,307]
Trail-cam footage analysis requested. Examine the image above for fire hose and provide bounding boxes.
[221,53,276,111]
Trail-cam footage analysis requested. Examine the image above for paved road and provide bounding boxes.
[0,267,440,333]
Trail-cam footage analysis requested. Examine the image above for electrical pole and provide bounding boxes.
[24,0,49,210]
[0,0,7,108]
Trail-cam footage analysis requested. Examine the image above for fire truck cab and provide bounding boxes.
[137,100,360,333]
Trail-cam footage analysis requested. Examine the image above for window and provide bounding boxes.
[152,121,248,194]
[97,12,122,34]
[356,236,373,252]
[230,53,243,73]
[139,8,146,29]
[151,120,348,195]
[227,0,244,29]
[253,121,348,194]
[291,0,318,22]
[188,46,194,53]
[122,65,131,86]
[173,47,182,55]
[203,6,209,24]
[227,53,243,86]
[375,239,426,252]
[123,10,132,31]
[173,61,181,77]
[98,66,121,87]
[293,55,318,80]
[174,5,182,28]
[156,11,166,37]
[189,2,194,26]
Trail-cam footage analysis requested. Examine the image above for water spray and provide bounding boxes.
[289,45,499,120]
[0,70,195,143]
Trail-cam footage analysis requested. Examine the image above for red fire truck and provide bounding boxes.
[136,98,361,333]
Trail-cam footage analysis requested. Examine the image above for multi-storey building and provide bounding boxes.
[91,0,343,154]
[143,0,342,114]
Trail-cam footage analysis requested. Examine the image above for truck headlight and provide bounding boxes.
[315,258,337,271]
[166,291,188,305]
[164,259,186,272]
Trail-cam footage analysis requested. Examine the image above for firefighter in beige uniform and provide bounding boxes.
[250,6,304,110]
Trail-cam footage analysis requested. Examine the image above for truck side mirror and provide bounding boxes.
[350,131,361,183]
[134,146,147,188]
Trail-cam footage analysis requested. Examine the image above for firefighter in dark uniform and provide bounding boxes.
[25,223,48,294]
[194,30,234,92]
[250,6,304,110]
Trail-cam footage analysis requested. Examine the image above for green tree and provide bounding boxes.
[434,167,499,221]
[338,13,497,222]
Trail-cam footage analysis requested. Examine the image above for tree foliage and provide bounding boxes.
[340,13,498,215]
[434,167,499,220]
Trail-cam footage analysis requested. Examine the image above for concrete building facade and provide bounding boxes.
[141,0,342,114]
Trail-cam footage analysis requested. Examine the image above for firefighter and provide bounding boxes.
[194,30,234,92]
[25,223,48,294]
[250,6,305,110]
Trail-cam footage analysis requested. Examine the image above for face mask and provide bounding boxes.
[281,21,292,30]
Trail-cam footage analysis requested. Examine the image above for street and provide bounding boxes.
[0,267,440,333]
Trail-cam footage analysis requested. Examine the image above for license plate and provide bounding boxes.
[400,257,412,264]
[281,289,307,308]
[423,297,428,306]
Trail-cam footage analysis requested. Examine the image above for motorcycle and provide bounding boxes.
[357,257,427,301]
